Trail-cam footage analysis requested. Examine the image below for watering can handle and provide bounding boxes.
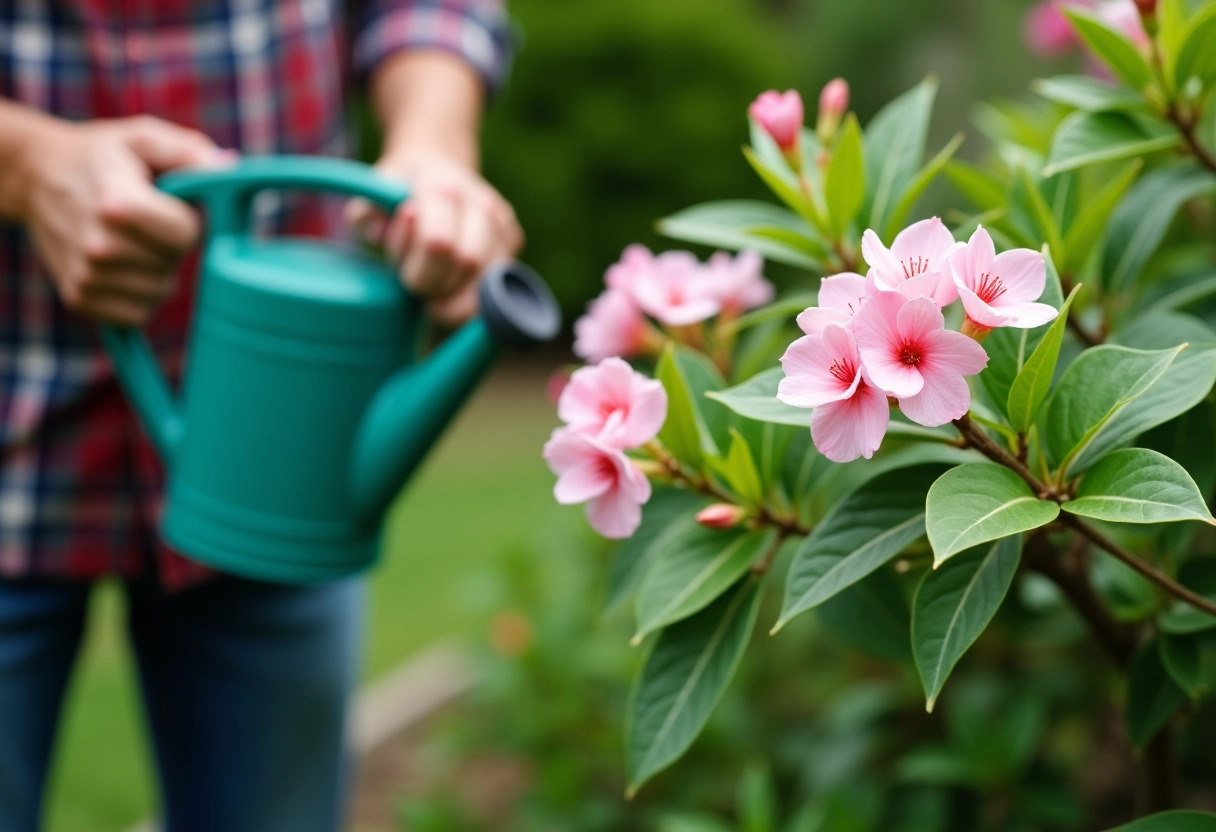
[100,156,413,462]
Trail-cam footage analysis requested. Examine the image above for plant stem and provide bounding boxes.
[1067,316,1102,348]
[953,414,1057,498]
[1166,104,1216,177]
[1058,514,1216,618]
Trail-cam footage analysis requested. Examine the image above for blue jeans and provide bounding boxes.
[0,575,364,832]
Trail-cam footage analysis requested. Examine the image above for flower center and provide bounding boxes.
[899,342,922,366]
[829,357,855,384]
[594,454,618,482]
[901,255,930,279]
[976,272,1006,304]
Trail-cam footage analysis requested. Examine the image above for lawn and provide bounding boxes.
[41,360,579,832]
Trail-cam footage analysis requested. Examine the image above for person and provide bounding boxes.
[0,2,522,830]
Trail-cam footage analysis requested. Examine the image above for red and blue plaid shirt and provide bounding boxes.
[0,0,510,587]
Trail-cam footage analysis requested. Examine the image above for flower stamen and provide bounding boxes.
[976,272,1007,304]
[829,357,855,383]
[899,343,922,366]
[901,255,929,279]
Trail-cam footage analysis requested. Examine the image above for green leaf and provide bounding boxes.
[1060,161,1140,275]
[1160,560,1216,635]
[1126,639,1187,748]
[824,113,865,238]
[863,77,937,234]
[1032,74,1148,112]
[884,132,965,239]
[1063,448,1215,525]
[737,760,777,832]
[1112,811,1216,832]
[744,146,825,231]
[607,489,708,614]
[627,577,762,794]
[1007,284,1081,433]
[708,429,765,506]
[945,159,1006,212]
[912,536,1022,711]
[817,568,912,661]
[656,344,728,467]
[1173,1,1216,91]
[775,463,945,630]
[1042,111,1177,177]
[926,463,1060,566]
[1101,164,1216,293]
[635,527,775,642]
[719,292,817,336]
[1062,7,1155,91]
[1043,344,1184,476]
[658,200,824,270]
[1158,634,1208,698]
[707,367,811,428]
[1016,167,1065,274]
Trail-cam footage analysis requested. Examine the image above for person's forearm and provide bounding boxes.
[370,50,485,168]
[0,98,71,222]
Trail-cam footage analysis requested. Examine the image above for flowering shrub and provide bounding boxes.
[545,2,1216,827]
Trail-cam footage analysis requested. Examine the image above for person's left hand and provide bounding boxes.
[347,150,523,326]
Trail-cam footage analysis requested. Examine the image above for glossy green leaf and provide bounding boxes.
[1043,344,1183,475]
[707,368,810,428]
[1042,111,1177,177]
[817,568,912,661]
[1112,811,1216,832]
[1160,561,1216,635]
[884,132,965,239]
[775,464,945,630]
[627,577,762,794]
[1007,284,1080,433]
[926,463,1060,566]
[1126,639,1187,748]
[1158,634,1213,699]
[1173,1,1216,91]
[606,489,708,614]
[1101,164,1216,293]
[744,146,825,231]
[824,113,865,238]
[913,536,1022,711]
[1061,161,1140,274]
[945,159,1006,211]
[1062,8,1155,91]
[1063,448,1215,525]
[863,77,936,234]
[709,429,764,507]
[1017,167,1064,262]
[658,200,823,270]
[1032,74,1148,112]
[635,527,775,642]
[656,344,728,467]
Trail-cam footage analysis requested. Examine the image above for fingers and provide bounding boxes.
[99,186,201,255]
[123,115,221,173]
[402,191,462,299]
[344,197,390,247]
[426,280,480,328]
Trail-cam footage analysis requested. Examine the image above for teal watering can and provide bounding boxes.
[101,156,561,584]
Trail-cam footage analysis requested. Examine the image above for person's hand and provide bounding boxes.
[12,115,226,325]
[347,150,524,326]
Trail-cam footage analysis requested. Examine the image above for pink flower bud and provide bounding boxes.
[1023,1,1080,57]
[1133,0,1156,16]
[819,78,849,120]
[696,503,748,530]
[748,90,803,165]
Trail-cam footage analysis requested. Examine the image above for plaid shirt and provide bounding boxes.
[0,0,510,587]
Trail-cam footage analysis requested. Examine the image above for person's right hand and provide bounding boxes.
[13,115,227,325]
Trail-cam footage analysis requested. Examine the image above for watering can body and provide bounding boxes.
[102,156,559,584]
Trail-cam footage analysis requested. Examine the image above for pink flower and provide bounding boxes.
[543,429,652,538]
[749,90,804,155]
[795,272,870,335]
[557,357,667,449]
[573,289,648,363]
[630,250,720,327]
[704,250,774,315]
[861,218,960,308]
[852,292,989,427]
[1024,1,1081,56]
[777,322,890,462]
[1099,0,1149,49]
[696,503,747,529]
[950,227,1058,330]
[604,244,654,296]
[816,78,849,144]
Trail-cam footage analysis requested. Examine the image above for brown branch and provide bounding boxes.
[1067,315,1102,348]
[1059,514,1216,618]
[1166,105,1216,177]
[952,414,1059,499]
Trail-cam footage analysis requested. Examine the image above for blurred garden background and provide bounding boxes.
[47,0,1079,829]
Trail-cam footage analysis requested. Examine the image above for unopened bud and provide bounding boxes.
[633,458,668,478]
[696,503,748,530]
[749,89,804,171]
[816,78,849,145]
[1133,0,1156,16]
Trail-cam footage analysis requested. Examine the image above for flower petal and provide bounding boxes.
[796,306,849,336]
[955,225,997,292]
[897,363,973,427]
[810,381,891,462]
[817,272,869,314]
[956,283,1006,328]
[991,247,1047,302]
[927,329,990,375]
[586,485,645,538]
[778,331,859,407]
[853,291,925,398]
[994,301,1059,329]
[891,216,956,268]
[861,229,902,278]
[896,296,946,344]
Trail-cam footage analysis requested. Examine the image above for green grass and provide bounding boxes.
[42,364,578,832]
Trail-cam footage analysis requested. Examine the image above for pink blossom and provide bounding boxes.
[543,429,652,539]
[1099,0,1149,49]
[556,357,667,449]
[749,90,804,154]
[1024,1,1082,56]
[861,218,960,307]
[629,250,721,327]
[852,292,989,427]
[604,244,655,297]
[573,289,648,363]
[777,322,890,462]
[704,250,774,315]
[796,272,869,335]
[950,227,1058,330]
[819,78,849,121]
[696,503,747,529]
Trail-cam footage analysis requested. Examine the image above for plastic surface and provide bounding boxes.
[99,156,560,584]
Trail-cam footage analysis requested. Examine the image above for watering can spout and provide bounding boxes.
[350,262,561,522]
[101,327,184,462]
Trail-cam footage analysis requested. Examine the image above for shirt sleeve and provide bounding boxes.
[351,0,514,95]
